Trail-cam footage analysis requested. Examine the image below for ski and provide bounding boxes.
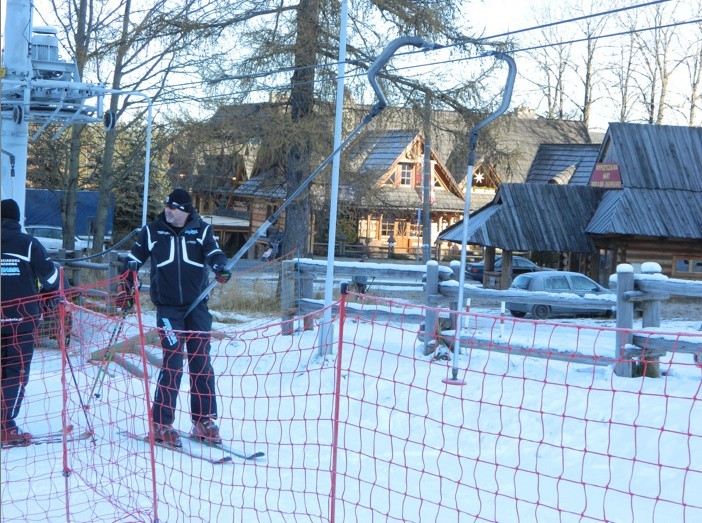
[181,431,265,461]
[118,430,233,465]
[2,425,94,449]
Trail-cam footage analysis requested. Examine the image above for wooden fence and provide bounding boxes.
[613,262,702,377]
[284,259,702,378]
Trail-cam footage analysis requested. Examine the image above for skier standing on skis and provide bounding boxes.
[1,199,60,444]
[118,188,231,448]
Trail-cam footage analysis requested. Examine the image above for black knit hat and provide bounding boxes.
[164,188,192,213]
[1,199,20,222]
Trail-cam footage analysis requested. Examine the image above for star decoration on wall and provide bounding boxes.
[474,172,485,184]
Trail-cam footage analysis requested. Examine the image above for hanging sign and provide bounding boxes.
[591,163,622,188]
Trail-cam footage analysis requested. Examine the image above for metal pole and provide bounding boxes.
[445,52,516,385]
[319,0,350,357]
[1,0,32,213]
[422,93,432,263]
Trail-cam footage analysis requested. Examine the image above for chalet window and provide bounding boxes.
[380,217,395,236]
[674,257,702,274]
[399,163,413,186]
[384,172,396,185]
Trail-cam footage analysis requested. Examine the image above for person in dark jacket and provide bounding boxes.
[119,188,231,448]
[1,198,60,444]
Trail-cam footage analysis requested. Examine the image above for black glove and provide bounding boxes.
[212,264,232,284]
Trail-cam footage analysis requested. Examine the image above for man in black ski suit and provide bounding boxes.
[1,199,60,444]
[119,188,231,448]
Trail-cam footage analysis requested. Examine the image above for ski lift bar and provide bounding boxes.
[185,37,441,316]
[445,51,517,386]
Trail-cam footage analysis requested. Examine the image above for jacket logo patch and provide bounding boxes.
[184,229,198,235]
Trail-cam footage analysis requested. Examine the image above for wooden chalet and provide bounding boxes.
[337,130,465,256]
[439,123,702,287]
[179,100,598,260]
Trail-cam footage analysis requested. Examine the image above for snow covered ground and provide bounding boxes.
[2,296,702,522]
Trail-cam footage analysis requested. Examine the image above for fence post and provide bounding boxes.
[300,273,315,330]
[640,262,662,328]
[639,262,662,377]
[422,261,440,355]
[615,263,635,377]
[281,260,296,335]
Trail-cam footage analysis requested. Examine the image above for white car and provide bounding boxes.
[25,225,89,253]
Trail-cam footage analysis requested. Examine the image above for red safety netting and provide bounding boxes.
[2,283,702,522]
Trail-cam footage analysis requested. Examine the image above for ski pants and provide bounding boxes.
[152,301,218,426]
[1,329,35,429]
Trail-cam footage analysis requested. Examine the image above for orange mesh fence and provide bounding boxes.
[2,283,702,521]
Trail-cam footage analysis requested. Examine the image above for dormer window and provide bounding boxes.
[399,163,413,186]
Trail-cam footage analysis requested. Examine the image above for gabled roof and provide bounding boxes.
[526,143,601,185]
[587,189,702,239]
[233,171,286,199]
[598,123,702,191]
[356,130,418,174]
[438,184,605,252]
[585,123,702,238]
[443,116,597,186]
[340,129,465,212]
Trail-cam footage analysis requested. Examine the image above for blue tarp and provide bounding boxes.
[25,189,114,236]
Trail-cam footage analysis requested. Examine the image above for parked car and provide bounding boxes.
[25,225,89,253]
[466,255,544,282]
[506,271,615,319]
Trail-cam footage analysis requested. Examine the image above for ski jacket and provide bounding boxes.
[125,211,228,307]
[1,219,60,333]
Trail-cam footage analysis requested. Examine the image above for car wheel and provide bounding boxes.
[509,310,527,318]
[531,304,550,320]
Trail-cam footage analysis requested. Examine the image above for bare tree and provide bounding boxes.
[567,1,610,128]
[683,21,702,125]
[630,3,683,124]
[523,4,575,120]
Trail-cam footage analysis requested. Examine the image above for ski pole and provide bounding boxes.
[185,36,441,317]
[54,267,96,441]
[88,262,137,403]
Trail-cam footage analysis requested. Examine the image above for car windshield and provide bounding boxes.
[571,275,599,292]
[495,257,533,269]
[511,274,533,290]
[28,227,62,240]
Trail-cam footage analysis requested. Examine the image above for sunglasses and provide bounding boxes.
[164,199,189,211]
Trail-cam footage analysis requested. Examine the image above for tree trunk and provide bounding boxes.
[284,0,319,257]
[92,0,130,252]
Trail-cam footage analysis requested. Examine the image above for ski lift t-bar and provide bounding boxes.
[446,51,516,385]
[185,37,441,316]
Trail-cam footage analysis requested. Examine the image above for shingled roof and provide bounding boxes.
[439,123,702,251]
[438,184,604,252]
[597,122,702,191]
[587,189,702,239]
[526,143,601,185]
[354,130,419,174]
